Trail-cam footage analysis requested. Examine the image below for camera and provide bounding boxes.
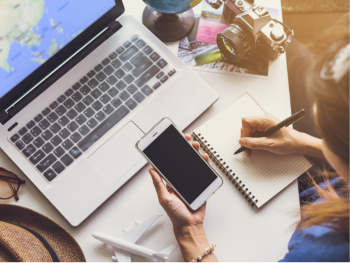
[216,0,294,62]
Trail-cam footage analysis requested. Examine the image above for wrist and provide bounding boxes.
[296,133,324,158]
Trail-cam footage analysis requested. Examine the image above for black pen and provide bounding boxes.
[234,109,306,155]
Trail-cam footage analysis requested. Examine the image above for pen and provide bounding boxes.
[234,109,306,155]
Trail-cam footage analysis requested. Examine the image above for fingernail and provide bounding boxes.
[239,138,246,146]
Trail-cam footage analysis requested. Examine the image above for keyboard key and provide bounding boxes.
[16,140,25,150]
[26,121,35,129]
[83,95,94,106]
[102,58,110,66]
[133,92,145,103]
[120,46,138,62]
[22,144,36,157]
[80,76,88,84]
[130,52,153,77]
[103,104,114,115]
[111,58,122,69]
[107,87,119,97]
[69,147,82,159]
[33,137,45,148]
[78,125,90,136]
[109,52,118,60]
[98,82,110,92]
[168,69,176,76]
[39,119,50,130]
[37,154,56,172]
[114,68,125,79]
[106,75,118,86]
[141,85,153,96]
[18,127,28,136]
[42,130,53,141]
[91,89,102,99]
[55,105,67,116]
[83,107,95,118]
[116,46,125,54]
[47,112,59,123]
[50,123,61,133]
[65,88,73,97]
[87,118,98,129]
[124,74,134,84]
[95,111,106,122]
[75,114,87,125]
[96,72,107,82]
[103,65,115,75]
[78,106,130,152]
[22,133,34,144]
[150,52,160,62]
[87,70,96,78]
[127,84,138,94]
[92,101,103,111]
[42,142,54,154]
[100,94,111,104]
[153,82,161,89]
[62,139,74,150]
[58,116,70,126]
[57,95,66,103]
[160,75,169,83]
[122,62,133,72]
[34,114,43,122]
[70,132,82,143]
[157,59,168,69]
[125,98,138,110]
[143,45,153,55]
[72,82,81,90]
[52,161,65,174]
[130,34,139,42]
[30,126,42,137]
[111,98,122,108]
[29,150,45,165]
[119,91,130,101]
[67,109,78,120]
[72,91,83,102]
[63,98,75,109]
[49,101,58,110]
[123,40,132,48]
[51,135,62,146]
[61,154,74,167]
[116,80,127,90]
[10,134,19,142]
[67,121,79,132]
[53,146,65,158]
[42,107,51,116]
[135,65,160,87]
[156,72,164,79]
[87,78,99,88]
[59,128,71,139]
[43,169,57,181]
[80,85,91,95]
[74,102,86,113]
[94,64,103,72]
[135,39,146,49]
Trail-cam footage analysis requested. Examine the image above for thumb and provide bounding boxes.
[239,137,269,150]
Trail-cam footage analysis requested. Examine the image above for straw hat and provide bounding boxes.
[0,204,85,262]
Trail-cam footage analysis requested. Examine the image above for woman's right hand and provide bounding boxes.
[240,113,306,157]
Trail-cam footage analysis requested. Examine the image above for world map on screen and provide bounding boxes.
[0,0,115,99]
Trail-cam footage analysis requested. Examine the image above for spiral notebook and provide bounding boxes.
[193,93,312,208]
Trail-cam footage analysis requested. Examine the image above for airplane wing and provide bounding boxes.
[112,248,131,262]
[118,215,162,244]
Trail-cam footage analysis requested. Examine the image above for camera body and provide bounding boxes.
[217,0,293,62]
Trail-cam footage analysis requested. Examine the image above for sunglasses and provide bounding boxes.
[0,168,25,201]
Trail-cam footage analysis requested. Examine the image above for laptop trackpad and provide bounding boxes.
[88,122,144,185]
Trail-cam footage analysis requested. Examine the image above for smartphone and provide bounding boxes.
[136,118,223,211]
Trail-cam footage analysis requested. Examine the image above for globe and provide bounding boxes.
[142,0,202,42]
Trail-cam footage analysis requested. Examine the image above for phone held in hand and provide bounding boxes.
[136,118,223,211]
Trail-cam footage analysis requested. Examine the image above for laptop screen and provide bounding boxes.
[0,0,116,100]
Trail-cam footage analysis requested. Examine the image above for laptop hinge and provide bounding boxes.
[108,20,122,33]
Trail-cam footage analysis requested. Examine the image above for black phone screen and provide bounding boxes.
[143,124,217,204]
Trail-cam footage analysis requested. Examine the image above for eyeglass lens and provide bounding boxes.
[0,171,20,199]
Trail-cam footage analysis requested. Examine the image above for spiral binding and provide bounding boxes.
[192,132,258,207]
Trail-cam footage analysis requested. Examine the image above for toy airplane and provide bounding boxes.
[92,215,175,262]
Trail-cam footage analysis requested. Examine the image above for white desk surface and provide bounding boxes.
[0,0,300,261]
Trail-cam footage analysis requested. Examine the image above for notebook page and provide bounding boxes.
[194,93,312,208]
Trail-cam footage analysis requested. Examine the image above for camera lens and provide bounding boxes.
[216,22,255,61]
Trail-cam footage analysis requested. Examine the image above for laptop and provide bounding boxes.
[0,0,219,226]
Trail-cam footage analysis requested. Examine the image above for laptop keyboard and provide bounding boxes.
[9,34,177,182]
